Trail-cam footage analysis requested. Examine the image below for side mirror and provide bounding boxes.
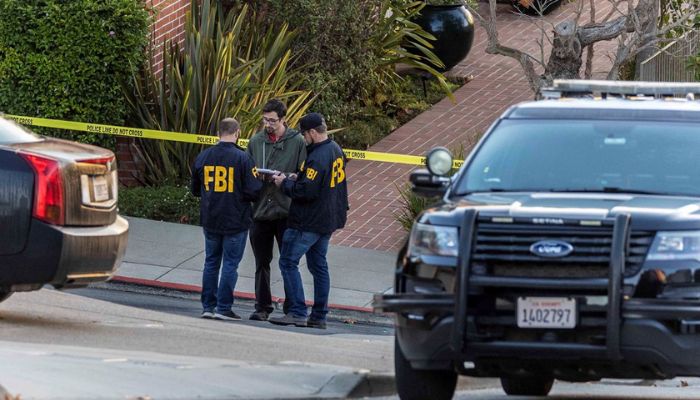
[410,169,450,197]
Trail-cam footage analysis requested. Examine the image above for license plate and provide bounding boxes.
[92,176,110,202]
[517,297,576,329]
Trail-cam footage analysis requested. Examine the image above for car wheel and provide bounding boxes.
[500,376,554,396]
[0,290,12,304]
[394,337,457,400]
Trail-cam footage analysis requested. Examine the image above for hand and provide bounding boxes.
[271,172,286,187]
[287,173,298,182]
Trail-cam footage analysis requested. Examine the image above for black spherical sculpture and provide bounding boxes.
[411,5,475,71]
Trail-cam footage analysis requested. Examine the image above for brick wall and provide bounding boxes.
[117,1,190,187]
[115,137,141,187]
[149,0,189,75]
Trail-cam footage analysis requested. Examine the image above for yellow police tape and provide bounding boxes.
[3,114,464,168]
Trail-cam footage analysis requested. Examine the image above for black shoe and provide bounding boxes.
[307,319,327,329]
[201,310,215,319]
[268,314,307,327]
[249,311,269,321]
[214,310,242,321]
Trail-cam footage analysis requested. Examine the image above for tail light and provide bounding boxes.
[19,152,64,225]
[78,155,114,165]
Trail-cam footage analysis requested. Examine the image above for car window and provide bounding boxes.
[0,118,42,144]
[455,119,700,197]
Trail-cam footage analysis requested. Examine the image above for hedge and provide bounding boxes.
[0,0,150,148]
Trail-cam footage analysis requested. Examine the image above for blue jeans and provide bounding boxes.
[201,229,247,313]
[279,229,331,320]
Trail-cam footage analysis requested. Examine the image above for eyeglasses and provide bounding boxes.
[262,117,280,125]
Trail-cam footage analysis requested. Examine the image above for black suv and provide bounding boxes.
[374,80,700,399]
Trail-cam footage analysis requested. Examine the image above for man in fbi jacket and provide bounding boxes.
[191,118,262,321]
[269,112,349,329]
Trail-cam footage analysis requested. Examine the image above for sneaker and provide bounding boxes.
[249,311,269,321]
[214,310,242,321]
[307,318,327,329]
[201,310,215,319]
[268,314,307,327]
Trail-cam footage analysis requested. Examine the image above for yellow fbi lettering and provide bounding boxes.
[330,157,345,188]
[204,166,235,192]
[306,167,318,181]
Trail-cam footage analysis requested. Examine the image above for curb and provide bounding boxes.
[348,372,396,398]
[111,275,376,314]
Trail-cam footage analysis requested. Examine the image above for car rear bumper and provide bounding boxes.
[51,215,129,287]
[0,216,129,290]
[377,293,700,378]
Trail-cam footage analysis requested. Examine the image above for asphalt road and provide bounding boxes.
[6,284,699,400]
[69,281,395,337]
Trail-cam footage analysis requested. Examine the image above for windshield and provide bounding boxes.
[455,119,700,197]
[0,118,42,145]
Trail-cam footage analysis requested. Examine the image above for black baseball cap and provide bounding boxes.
[299,112,325,132]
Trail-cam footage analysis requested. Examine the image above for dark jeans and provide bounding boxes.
[201,229,247,313]
[279,228,332,321]
[250,219,289,314]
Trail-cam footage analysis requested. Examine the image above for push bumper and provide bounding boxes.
[375,211,700,377]
[374,292,700,377]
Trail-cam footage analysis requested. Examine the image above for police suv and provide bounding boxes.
[374,80,700,399]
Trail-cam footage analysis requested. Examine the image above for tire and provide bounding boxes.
[0,290,12,304]
[500,376,554,396]
[394,338,457,400]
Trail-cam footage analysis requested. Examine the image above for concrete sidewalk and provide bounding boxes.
[113,217,397,312]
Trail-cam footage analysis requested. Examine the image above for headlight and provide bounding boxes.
[408,223,459,257]
[647,231,700,261]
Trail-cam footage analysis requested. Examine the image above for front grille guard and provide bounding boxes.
[374,211,633,361]
[372,211,700,361]
[450,211,628,360]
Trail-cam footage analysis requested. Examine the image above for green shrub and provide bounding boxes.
[263,0,384,127]
[688,54,700,81]
[258,0,454,148]
[0,0,150,148]
[119,185,200,225]
[395,183,438,232]
[125,0,313,186]
[333,75,459,149]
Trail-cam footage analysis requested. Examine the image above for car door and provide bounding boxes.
[0,139,37,256]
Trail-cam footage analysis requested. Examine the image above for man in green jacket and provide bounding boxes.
[246,99,307,321]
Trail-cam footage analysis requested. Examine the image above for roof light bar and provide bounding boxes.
[540,79,700,100]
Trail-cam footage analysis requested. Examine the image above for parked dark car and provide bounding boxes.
[375,81,700,399]
[0,116,128,303]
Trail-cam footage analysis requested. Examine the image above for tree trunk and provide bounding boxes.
[545,20,583,80]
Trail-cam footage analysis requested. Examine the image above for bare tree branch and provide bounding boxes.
[579,16,628,46]
[470,0,545,92]
[466,0,700,93]
[584,0,596,79]
[601,0,625,23]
